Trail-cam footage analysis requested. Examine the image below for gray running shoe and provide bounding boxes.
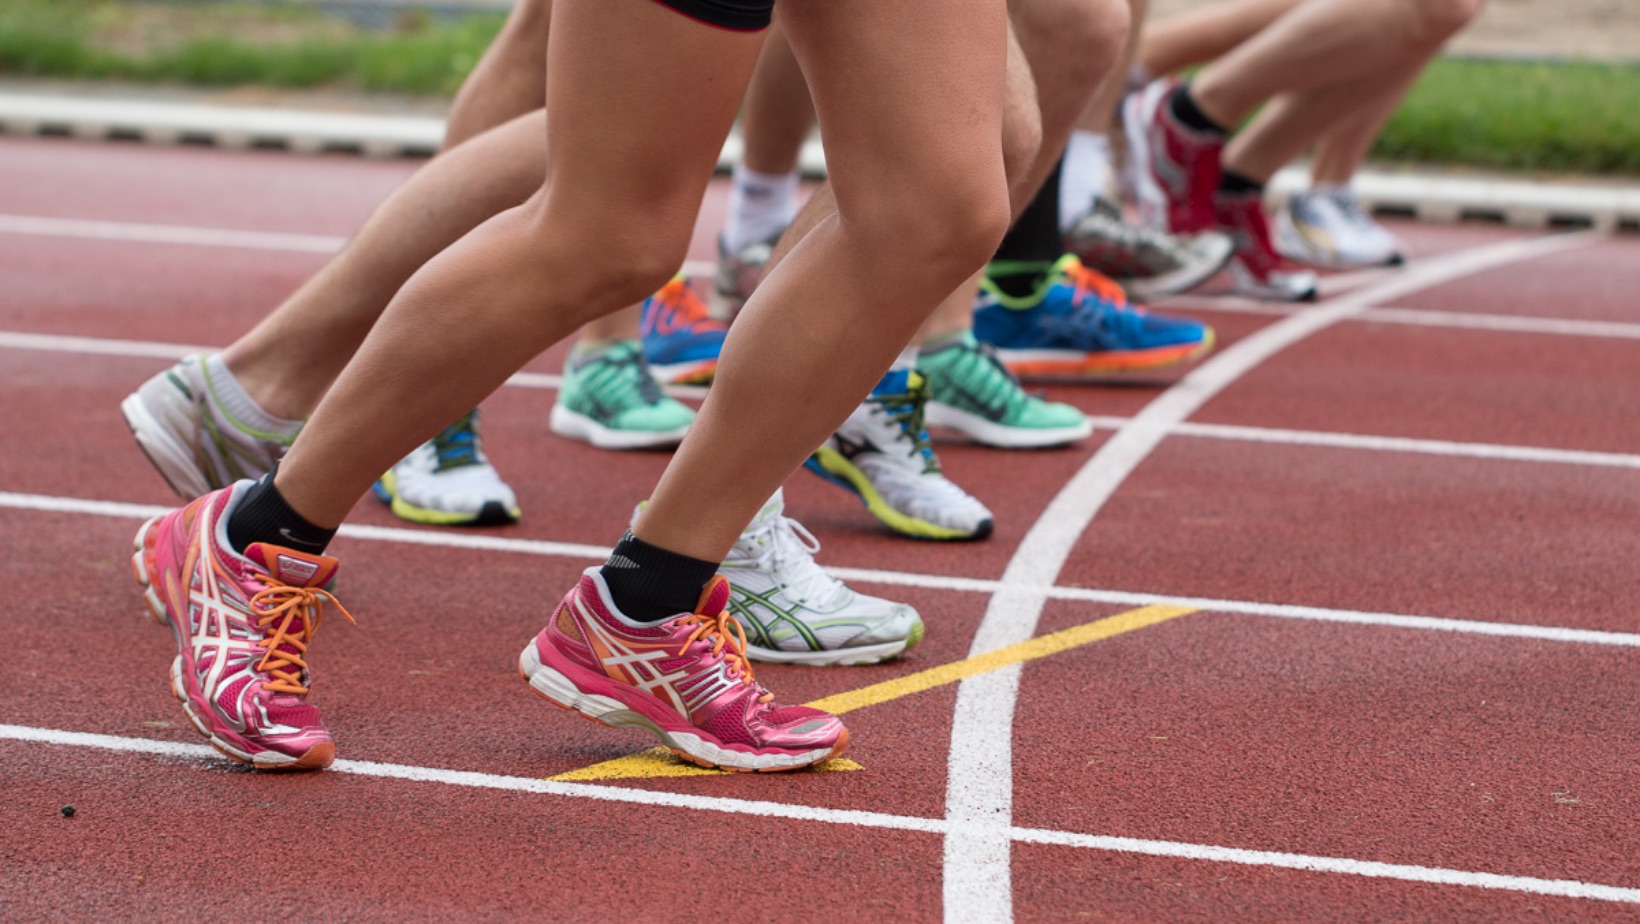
[120,354,299,498]
[713,232,781,312]
[1064,197,1233,301]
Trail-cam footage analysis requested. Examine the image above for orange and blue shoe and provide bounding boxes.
[519,568,849,771]
[639,276,728,386]
[974,254,1216,378]
[130,483,353,770]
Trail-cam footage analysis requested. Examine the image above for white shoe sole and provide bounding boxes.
[549,405,690,450]
[925,401,1092,448]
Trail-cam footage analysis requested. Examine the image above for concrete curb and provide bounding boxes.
[4,91,1637,232]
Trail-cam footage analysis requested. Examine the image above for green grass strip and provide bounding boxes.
[0,0,504,96]
[3,2,1639,175]
[1377,57,1640,175]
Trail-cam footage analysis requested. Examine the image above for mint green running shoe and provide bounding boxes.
[919,332,1093,448]
[549,340,695,450]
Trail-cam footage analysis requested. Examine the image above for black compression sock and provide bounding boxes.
[993,157,1064,266]
[226,466,337,556]
[1169,83,1229,137]
[600,531,720,623]
[1217,169,1264,196]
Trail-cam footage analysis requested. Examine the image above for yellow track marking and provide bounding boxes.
[548,604,1196,781]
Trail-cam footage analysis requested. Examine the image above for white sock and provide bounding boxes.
[1059,131,1114,231]
[201,353,303,435]
[723,164,799,253]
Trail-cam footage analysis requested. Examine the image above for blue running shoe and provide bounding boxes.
[639,276,728,385]
[974,254,1215,378]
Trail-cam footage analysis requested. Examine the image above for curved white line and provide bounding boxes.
[941,231,1598,923]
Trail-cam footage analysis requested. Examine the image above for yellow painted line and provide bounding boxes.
[548,604,1195,781]
[807,603,1195,715]
[553,751,862,781]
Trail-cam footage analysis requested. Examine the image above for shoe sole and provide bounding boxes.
[548,405,690,450]
[120,392,212,499]
[1115,235,1236,302]
[130,517,333,771]
[746,618,924,667]
[517,641,848,772]
[645,359,718,386]
[924,402,1093,449]
[372,472,521,527]
[996,329,1217,379]
[804,448,993,541]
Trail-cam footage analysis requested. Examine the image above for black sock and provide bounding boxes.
[1217,169,1264,196]
[987,158,1064,300]
[226,466,336,556]
[1169,83,1228,137]
[600,531,720,623]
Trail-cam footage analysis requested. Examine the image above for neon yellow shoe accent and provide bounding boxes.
[808,445,978,541]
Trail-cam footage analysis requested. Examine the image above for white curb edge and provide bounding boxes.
[4,91,1637,231]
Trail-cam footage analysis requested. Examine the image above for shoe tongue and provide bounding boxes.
[749,489,785,530]
[873,368,913,397]
[244,544,340,588]
[695,575,732,616]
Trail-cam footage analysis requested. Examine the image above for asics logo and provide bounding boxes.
[276,554,320,583]
[574,599,695,715]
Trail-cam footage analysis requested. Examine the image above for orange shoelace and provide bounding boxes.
[250,583,355,695]
[1068,261,1138,311]
[676,609,768,701]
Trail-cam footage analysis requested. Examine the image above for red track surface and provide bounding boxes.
[4,135,1640,921]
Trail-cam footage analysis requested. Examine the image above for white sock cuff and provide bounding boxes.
[724,164,800,253]
[1059,131,1114,232]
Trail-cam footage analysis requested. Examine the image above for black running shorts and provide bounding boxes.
[653,0,773,31]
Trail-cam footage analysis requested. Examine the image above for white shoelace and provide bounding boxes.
[728,514,848,609]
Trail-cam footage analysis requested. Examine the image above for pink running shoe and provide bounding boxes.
[130,483,353,770]
[519,568,849,772]
[1213,189,1319,303]
[1124,79,1224,235]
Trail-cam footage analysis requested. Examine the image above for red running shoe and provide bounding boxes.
[1124,78,1224,235]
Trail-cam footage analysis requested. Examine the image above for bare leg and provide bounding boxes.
[739,20,814,176]
[222,112,548,419]
[276,0,768,528]
[637,0,1012,560]
[1190,0,1484,129]
[1139,0,1298,78]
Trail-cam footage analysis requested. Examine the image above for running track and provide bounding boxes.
[4,135,1640,921]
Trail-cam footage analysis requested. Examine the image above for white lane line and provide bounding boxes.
[1165,296,1640,342]
[6,488,1640,649]
[941,231,1600,923]
[0,213,347,253]
[6,722,1638,905]
[1362,306,1640,341]
[0,212,715,277]
[1086,419,1640,471]
[5,331,1639,468]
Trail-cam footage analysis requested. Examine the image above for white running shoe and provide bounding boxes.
[120,354,301,498]
[804,369,995,541]
[373,410,521,526]
[722,490,924,666]
[1276,188,1405,270]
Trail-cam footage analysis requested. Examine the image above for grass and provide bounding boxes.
[0,0,504,96]
[2,2,1639,175]
[1376,57,1640,175]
